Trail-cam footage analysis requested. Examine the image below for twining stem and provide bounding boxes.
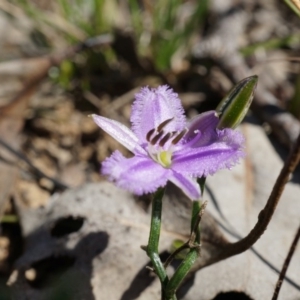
[192,177,206,245]
[164,243,189,269]
[164,190,207,297]
[146,180,207,299]
[191,201,201,244]
[216,133,300,261]
[165,249,199,299]
[163,200,207,269]
[164,201,206,297]
[146,188,176,300]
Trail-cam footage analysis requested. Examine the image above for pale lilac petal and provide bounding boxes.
[92,114,145,154]
[130,86,186,143]
[172,129,245,177]
[183,111,219,147]
[102,151,171,195]
[169,171,201,200]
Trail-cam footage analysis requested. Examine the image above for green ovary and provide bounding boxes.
[157,151,172,168]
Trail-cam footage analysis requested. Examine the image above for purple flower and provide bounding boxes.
[92,85,244,200]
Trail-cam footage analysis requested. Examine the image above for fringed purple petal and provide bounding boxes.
[169,171,201,200]
[92,114,145,154]
[172,129,245,177]
[102,151,171,195]
[130,86,186,143]
[183,111,219,147]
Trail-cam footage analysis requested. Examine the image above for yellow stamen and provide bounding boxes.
[157,151,172,168]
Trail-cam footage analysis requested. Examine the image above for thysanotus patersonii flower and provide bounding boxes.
[92,85,245,200]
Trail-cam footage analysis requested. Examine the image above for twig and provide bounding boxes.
[0,138,68,190]
[101,87,140,118]
[272,224,300,300]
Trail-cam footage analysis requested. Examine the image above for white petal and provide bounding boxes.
[92,114,145,154]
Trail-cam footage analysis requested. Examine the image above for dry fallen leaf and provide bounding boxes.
[0,39,109,213]
[0,60,48,217]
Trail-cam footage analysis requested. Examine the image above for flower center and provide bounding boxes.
[146,118,187,168]
[157,150,172,167]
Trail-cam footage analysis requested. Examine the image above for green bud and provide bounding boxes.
[217,75,258,129]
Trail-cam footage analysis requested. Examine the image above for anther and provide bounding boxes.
[157,118,174,132]
[159,132,172,147]
[171,128,188,145]
[146,128,155,142]
[150,130,165,145]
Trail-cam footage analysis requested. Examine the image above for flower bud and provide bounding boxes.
[217,75,258,129]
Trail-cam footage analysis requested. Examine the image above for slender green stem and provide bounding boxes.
[147,188,176,299]
[165,249,199,298]
[163,200,204,297]
[192,177,206,243]
[191,201,201,244]
[197,177,206,194]
[147,189,164,252]
[164,180,207,298]
[164,200,206,269]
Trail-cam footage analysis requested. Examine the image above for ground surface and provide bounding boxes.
[0,1,299,299]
